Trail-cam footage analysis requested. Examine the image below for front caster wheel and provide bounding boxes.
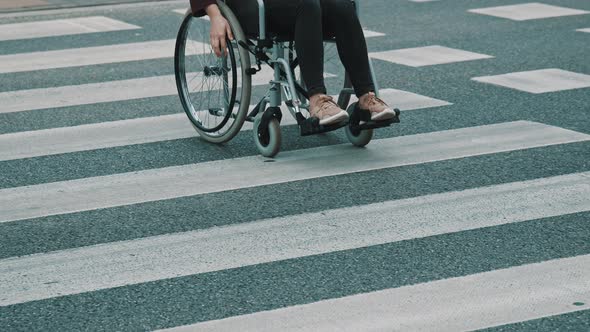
[345,126,373,147]
[254,115,281,157]
[345,102,373,147]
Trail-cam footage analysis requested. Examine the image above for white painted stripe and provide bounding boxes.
[0,106,300,161]
[0,16,140,42]
[472,69,590,94]
[0,74,180,114]
[173,8,189,15]
[0,39,206,74]
[1,171,589,306]
[0,121,588,223]
[173,8,208,20]
[361,28,385,38]
[350,88,451,111]
[468,3,589,21]
[162,255,590,332]
[0,66,277,114]
[370,45,493,67]
[0,87,446,161]
[0,114,195,161]
[0,0,186,19]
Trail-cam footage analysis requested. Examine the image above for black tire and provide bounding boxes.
[253,115,282,158]
[345,102,373,147]
[174,3,251,144]
[346,125,373,147]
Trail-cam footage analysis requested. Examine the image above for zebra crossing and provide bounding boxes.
[0,0,589,331]
[3,171,590,307]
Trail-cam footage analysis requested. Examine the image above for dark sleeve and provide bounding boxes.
[190,0,217,17]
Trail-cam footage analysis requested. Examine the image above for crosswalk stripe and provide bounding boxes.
[0,0,186,19]
[0,74,180,114]
[472,69,590,94]
[468,3,589,21]
[0,107,299,162]
[0,39,206,74]
[370,45,493,67]
[173,8,188,15]
[0,67,276,114]
[0,114,195,161]
[0,121,587,223]
[173,8,207,19]
[361,29,385,38]
[162,254,590,331]
[0,16,140,41]
[1,171,588,307]
[0,88,447,161]
[349,88,451,110]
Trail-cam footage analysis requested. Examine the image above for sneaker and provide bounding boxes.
[309,95,349,125]
[358,92,397,121]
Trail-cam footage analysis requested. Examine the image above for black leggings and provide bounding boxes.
[225,0,375,97]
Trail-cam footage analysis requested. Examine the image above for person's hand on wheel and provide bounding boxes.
[206,5,234,57]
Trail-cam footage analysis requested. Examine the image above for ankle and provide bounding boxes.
[359,91,375,100]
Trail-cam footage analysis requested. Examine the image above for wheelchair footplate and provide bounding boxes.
[347,103,400,136]
[296,113,349,137]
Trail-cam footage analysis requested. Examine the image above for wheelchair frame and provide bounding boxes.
[244,0,381,126]
[175,0,399,157]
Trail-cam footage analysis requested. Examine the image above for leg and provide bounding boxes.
[321,0,397,120]
[228,0,348,125]
[320,0,374,98]
[265,0,327,97]
[266,0,349,125]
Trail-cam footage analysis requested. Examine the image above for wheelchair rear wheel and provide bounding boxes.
[174,5,251,144]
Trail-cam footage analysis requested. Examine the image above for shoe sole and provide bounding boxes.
[358,109,397,125]
[319,110,349,126]
[371,109,397,121]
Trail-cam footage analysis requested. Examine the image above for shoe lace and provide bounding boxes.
[317,95,338,114]
[365,94,387,107]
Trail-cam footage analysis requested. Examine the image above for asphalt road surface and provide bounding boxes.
[0,0,589,330]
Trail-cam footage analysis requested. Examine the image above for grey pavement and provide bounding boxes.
[0,0,589,331]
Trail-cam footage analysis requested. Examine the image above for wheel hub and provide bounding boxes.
[203,66,226,77]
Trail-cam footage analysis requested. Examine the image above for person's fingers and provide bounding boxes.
[211,36,221,57]
[220,36,227,57]
[226,24,234,41]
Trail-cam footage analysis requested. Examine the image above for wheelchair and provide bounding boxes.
[174,0,400,157]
